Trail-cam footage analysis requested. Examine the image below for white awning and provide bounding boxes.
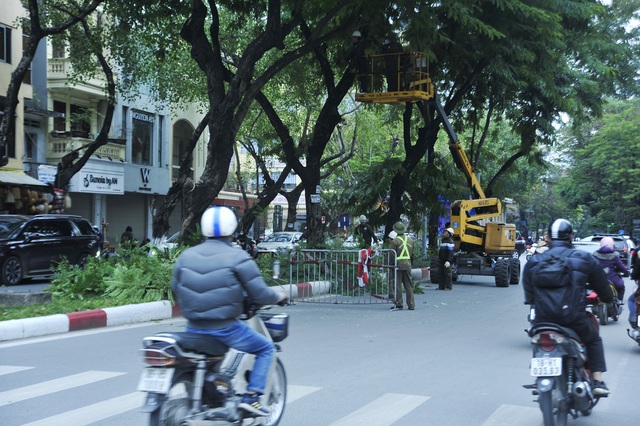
[0,169,49,188]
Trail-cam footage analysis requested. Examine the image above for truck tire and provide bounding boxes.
[509,258,520,285]
[429,258,440,284]
[494,258,510,287]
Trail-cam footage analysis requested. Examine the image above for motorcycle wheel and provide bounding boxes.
[539,376,569,426]
[150,376,194,426]
[259,358,287,426]
[597,303,608,326]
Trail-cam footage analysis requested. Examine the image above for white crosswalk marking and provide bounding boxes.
[0,370,125,407]
[0,365,33,376]
[481,404,541,426]
[0,366,544,426]
[287,384,322,403]
[329,393,430,426]
[20,392,145,426]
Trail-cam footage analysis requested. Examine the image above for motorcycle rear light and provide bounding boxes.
[531,332,564,350]
[141,348,177,366]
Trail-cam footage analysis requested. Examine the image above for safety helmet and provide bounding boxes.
[446,227,454,235]
[352,30,362,38]
[599,236,615,250]
[548,219,573,240]
[359,215,368,222]
[201,206,238,238]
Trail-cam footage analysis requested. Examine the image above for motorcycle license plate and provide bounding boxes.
[137,368,174,394]
[530,357,562,377]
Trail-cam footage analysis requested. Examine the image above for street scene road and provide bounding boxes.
[0,256,638,426]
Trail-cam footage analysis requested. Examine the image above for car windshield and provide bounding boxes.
[264,233,294,243]
[573,242,600,254]
[591,237,626,252]
[0,218,26,239]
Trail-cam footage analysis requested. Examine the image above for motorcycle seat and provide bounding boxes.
[155,331,229,356]
[528,322,581,342]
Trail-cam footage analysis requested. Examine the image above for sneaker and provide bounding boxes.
[408,307,415,310]
[390,306,403,311]
[592,380,610,397]
[239,393,270,416]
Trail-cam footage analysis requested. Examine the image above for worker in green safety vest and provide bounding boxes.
[389,221,415,311]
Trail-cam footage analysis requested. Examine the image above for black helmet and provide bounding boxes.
[548,219,573,240]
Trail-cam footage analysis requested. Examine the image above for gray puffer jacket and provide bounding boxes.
[171,238,281,330]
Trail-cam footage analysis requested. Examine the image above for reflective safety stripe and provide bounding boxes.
[397,236,411,260]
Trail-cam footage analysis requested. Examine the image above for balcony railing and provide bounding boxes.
[48,58,111,98]
[48,133,126,162]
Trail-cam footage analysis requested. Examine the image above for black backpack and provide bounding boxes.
[532,249,581,323]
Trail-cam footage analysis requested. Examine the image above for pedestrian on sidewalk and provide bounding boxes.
[437,227,455,290]
[389,221,414,311]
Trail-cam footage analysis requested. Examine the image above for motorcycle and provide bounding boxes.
[585,285,623,326]
[525,244,537,261]
[627,327,640,346]
[524,316,605,426]
[626,297,640,345]
[138,303,289,426]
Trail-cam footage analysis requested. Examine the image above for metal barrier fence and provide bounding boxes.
[289,249,397,304]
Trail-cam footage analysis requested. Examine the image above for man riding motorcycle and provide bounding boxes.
[523,218,614,396]
[171,206,287,417]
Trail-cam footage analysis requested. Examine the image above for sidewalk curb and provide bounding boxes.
[0,300,178,342]
[0,270,428,342]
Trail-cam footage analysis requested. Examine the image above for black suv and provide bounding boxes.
[584,233,635,276]
[0,214,100,285]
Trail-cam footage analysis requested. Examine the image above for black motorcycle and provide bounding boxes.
[524,320,604,426]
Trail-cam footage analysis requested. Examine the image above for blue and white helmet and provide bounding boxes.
[201,206,238,238]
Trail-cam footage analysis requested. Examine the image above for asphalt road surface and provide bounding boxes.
[1,256,638,425]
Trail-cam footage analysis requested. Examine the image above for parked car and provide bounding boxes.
[256,231,304,255]
[0,214,100,285]
[572,240,601,255]
[581,234,635,276]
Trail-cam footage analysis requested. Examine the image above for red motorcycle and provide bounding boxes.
[585,285,622,326]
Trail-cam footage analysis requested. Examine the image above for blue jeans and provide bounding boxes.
[628,293,637,325]
[187,320,274,394]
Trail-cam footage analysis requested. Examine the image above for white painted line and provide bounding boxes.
[287,385,322,403]
[329,393,430,426]
[0,370,125,407]
[21,392,145,426]
[480,404,541,426]
[0,365,33,376]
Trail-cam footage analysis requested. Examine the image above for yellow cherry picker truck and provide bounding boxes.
[355,51,520,287]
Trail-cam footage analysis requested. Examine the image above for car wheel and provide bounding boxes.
[78,253,89,268]
[2,256,24,286]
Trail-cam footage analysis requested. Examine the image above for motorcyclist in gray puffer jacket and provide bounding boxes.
[171,206,287,417]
